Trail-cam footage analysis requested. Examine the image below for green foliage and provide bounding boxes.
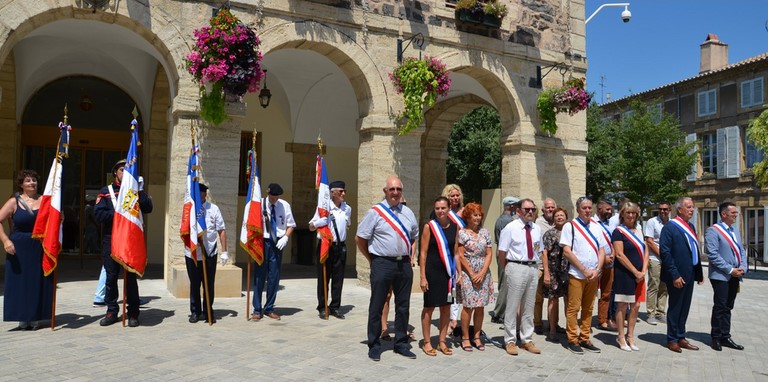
[390,57,450,135]
[747,107,768,187]
[484,1,508,18]
[586,100,696,209]
[455,0,478,11]
[537,89,559,134]
[447,106,502,203]
[199,82,228,126]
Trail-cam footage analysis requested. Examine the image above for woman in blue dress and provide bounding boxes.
[1,169,54,330]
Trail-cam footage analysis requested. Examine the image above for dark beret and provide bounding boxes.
[267,183,283,196]
[329,180,345,190]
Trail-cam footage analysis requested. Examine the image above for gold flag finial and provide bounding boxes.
[63,104,68,124]
[132,105,138,119]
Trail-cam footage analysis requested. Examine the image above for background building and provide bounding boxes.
[0,0,588,296]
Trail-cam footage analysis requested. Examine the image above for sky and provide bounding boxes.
[585,0,768,104]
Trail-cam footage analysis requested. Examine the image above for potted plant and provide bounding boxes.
[483,1,508,27]
[455,0,484,23]
[537,77,591,134]
[389,56,452,134]
[184,7,264,125]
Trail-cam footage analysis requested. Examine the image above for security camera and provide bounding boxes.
[621,7,631,23]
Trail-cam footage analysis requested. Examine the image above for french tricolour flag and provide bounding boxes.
[111,120,147,276]
[180,144,206,264]
[240,149,264,265]
[315,154,333,264]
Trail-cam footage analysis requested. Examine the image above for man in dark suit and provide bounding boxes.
[659,197,703,353]
[704,201,746,351]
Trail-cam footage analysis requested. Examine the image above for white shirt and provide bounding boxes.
[309,201,352,242]
[498,219,542,262]
[560,218,608,279]
[644,216,666,262]
[184,202,225,261]
[592,217,614,256]
[264,198,296,239]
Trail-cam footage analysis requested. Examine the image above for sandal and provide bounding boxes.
[438,341,453,356]
[461,337,473,352]
[422,343,437,356]
[473,337,485,351]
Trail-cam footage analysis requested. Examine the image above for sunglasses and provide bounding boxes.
[387,187,403,192]
[522,207,536,212]
[659,208,669,211]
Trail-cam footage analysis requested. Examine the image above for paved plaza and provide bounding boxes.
[2,261,768,381]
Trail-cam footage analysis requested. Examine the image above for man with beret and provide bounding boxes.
[184,184,228,324]
[489,196,520,324]
[93,159,153,327]
[251,183,295,321]
[310,180,352,320]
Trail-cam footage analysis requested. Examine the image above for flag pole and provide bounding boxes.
[122,269,127,327]
[246,130,258,321]
[50,105,67,331]
[318,136,329,320]
[192,127,214,326]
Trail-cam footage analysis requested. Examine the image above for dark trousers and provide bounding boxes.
[665,279,694,342]
[185,255,217,316]
[316,242,347,312]
[253,239,281,314]
[711,277,739,340]
[103,236,139,317]
[367,256,413,352]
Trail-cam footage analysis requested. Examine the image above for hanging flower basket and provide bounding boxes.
[537,77,591,134]
[389,56,451,135]
[184,7,264,126]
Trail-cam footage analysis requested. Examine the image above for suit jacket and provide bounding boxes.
[705,223,747,281]
[659,220,703,284]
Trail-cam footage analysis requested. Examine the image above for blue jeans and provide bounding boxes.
[252,239,281,315]
[94,266,106,303]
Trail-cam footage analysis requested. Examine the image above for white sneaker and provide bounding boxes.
[646,317,659,325]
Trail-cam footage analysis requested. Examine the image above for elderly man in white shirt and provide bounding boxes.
[498,198,543,356]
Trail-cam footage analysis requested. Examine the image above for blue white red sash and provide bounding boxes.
[372,202,411,252]
[572,218,599,258]
[712,223,742,267]
[428,220,456,291]
[448,210,465,229]
[591,218,613,250]
[670,216,699,265]
[614,225,645,262]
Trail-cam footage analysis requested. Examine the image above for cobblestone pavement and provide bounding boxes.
[1,263,768,381]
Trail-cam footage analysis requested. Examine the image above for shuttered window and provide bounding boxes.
[741,77,764,108]
[697,89,717,117]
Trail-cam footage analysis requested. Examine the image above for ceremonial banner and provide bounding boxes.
[315,154,333,264]
[111,119,147,276]
[32,120,71,276]
[180,144,207,264]
[240,149,264,264]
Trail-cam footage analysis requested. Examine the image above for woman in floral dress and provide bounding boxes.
[456,202,494,351]
[541,207,569,342]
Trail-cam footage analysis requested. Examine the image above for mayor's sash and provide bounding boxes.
[428,219,456,297]
[372,202,411,253]
[448,210,465,229]
[711,223,742,267]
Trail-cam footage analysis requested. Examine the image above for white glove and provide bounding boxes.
[220,251,229,265]
[313,217,328,228]
[276,236,289,250]
[138,176,144,191]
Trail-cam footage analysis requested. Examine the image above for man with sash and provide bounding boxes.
[93,159,153,327]
[643,202,670,325]
[498,198,543,355]
[490,196,519,324]
[660,197,703,352]
[594,200,616,331]
[309,180,352,320]
[705,201,746,351]
[560,197,607,354]
[356,176,419,361]
[533,197,557,334]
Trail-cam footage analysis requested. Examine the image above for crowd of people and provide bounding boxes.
[1,169,748,361]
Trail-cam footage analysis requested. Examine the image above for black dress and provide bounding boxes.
[611,226,645,299]
[3,200,54,322]
[423,222,456,307]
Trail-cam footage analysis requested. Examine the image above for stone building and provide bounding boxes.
[599,34,768,263]
[0,0,588,296]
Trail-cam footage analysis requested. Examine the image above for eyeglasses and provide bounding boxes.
[522,208,536,212]
[387,187,403,192]
[333,189,346,193]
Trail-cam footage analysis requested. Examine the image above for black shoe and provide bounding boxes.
[368,347,381,362]
[711,338,722,351]
[139,298,150,306]
[319,311,328,319]
[330,310,346,319]
[579,341,601,353]
[567,343,584,355]
[394,348,417,359]
[189,315,199,323]
[534,325,544,335]
[93,301,106,307]
[491,316,504,324]
[203,314,216,324]
[128,316,140,327]
[100,313,118,326]
[720,338,744,350]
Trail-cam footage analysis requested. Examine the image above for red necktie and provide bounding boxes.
[525,224,534,260]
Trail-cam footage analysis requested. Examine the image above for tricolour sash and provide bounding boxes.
[372,202,411,252]
[428,220,456,294]
[572,218,599,259]
[448,210,465,229]
[614,225,645,261]
[712,223,742,267]
[670,216,699,265]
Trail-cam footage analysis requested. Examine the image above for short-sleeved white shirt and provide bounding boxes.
[560,218,608,279]
[643,216,666,262]
[184,202,226,260]
[498,218,543,262]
